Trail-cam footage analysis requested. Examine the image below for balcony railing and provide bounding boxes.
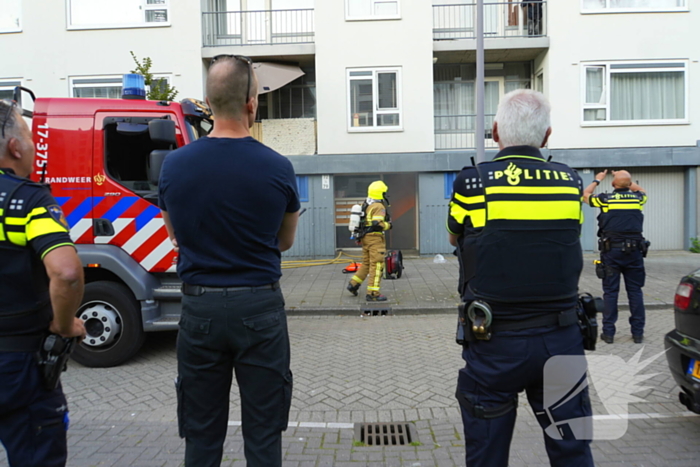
[433,1,546,40]
[435,114,498,150]
[202,9,315,47]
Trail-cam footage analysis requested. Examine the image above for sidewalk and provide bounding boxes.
[281,250,700,315]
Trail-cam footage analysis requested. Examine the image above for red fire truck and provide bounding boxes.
[14,84,212,367]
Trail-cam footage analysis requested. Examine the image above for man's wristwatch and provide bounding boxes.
[592,179,601,185]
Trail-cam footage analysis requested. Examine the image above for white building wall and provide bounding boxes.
[545,3,699,150]
[0,0,205,101]
[314,1,435,155]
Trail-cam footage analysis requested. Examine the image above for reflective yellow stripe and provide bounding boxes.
[372,262,383,289]
[7,231,27,246]
[40,242,74,260]
[27,218,68,240]
[0,224,4,241]
[589,197,605,207]
[485,186,580,195]
[4,207,48,226]
[371,216,385,220]
[454,193,485,204]
[469,209,486,228]
[487,200,581,220]
[450,202,469,224]
[351,275,363,284]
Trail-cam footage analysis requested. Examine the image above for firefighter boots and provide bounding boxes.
[366,294,387,302]
[346,282,360,297]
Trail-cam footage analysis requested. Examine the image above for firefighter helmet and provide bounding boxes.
[367,181,388,201]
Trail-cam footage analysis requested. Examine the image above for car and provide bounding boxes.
[664,268,700,414]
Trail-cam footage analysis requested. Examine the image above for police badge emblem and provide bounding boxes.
[47,205,70,230]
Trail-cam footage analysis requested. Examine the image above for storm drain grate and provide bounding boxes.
[361,306,392,316]
[354,422,413,446]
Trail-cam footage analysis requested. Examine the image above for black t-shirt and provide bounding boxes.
[0,168,74,336]
[159,136,300,287]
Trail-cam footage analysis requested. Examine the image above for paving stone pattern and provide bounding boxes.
[1,251,700,466]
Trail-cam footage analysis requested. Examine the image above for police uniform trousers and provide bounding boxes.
[350,234,386,295]
[176,287,293,467]
[601,247,646,337]
[0,352,69,467]
[457,323,594,467]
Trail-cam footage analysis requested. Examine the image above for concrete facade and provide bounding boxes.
[0,0,205,101]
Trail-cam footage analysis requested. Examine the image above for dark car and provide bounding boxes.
[665,268,700,414]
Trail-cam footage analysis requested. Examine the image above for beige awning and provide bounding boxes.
[252,62,305,95]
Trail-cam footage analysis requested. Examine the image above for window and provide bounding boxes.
[444,172,457,199]
[67,0,169,29]
[535,72,544,93]
[0,0,21,33]
[103,115,179,204]
[346,0,400,20]
[296,176,309,202]
[347,68,401,131]
[582,0,687,13]
[70,75,172,99]
[582,62,687,125]
[0,81,21,100]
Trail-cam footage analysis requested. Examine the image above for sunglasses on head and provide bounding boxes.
[210,54,253,102]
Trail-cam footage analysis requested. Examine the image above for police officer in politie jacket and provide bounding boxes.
[0,100,86,466]
[346,181,392,301]
[447,90,594,467]
[584,169,648,344]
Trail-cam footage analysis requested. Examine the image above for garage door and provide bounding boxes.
[620,168,684,250]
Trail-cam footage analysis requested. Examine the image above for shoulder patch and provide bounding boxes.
[47,205,70,230]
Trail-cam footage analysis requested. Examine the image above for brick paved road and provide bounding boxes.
[2,308,699,466]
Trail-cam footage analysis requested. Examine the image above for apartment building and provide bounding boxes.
[2,0,698,256]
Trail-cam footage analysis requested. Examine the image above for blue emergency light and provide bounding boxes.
[122,73,146,100]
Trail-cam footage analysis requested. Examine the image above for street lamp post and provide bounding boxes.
[476,0,485,163]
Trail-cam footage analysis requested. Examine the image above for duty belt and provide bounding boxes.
[0,334,44,352]
[182,282,280,296]
[491,308,578,332]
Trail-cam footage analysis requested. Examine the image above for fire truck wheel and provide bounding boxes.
[71,281,146,368]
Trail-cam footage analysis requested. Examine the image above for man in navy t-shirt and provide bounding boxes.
[159,55,300,467]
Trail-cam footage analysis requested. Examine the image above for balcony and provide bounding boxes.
[202,9,315,47]
[434,114,499,150]
[433,1,546,40]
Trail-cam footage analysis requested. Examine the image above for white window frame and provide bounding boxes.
[580,61,688,127]
[69,74,173,99]
[345,0,401,21]
[0,0,22,33]
[346,67,402,133]
[581,0,688,14]
[66,0,170,31]
[0,79,22,100]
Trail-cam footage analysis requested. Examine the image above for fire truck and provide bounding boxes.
[14,80,212,368]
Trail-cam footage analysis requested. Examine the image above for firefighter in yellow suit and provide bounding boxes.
[347,181,392,302]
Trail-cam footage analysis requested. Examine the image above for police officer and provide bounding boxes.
[584,169,648,344]
[346,180,392,301]
[0,100,86,466]
[449,90,593,467]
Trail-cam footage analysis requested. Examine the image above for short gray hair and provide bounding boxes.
[206,57,256,120]
[494,89,551,148]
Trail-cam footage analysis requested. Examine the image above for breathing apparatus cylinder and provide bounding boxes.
[348,204,364,238]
